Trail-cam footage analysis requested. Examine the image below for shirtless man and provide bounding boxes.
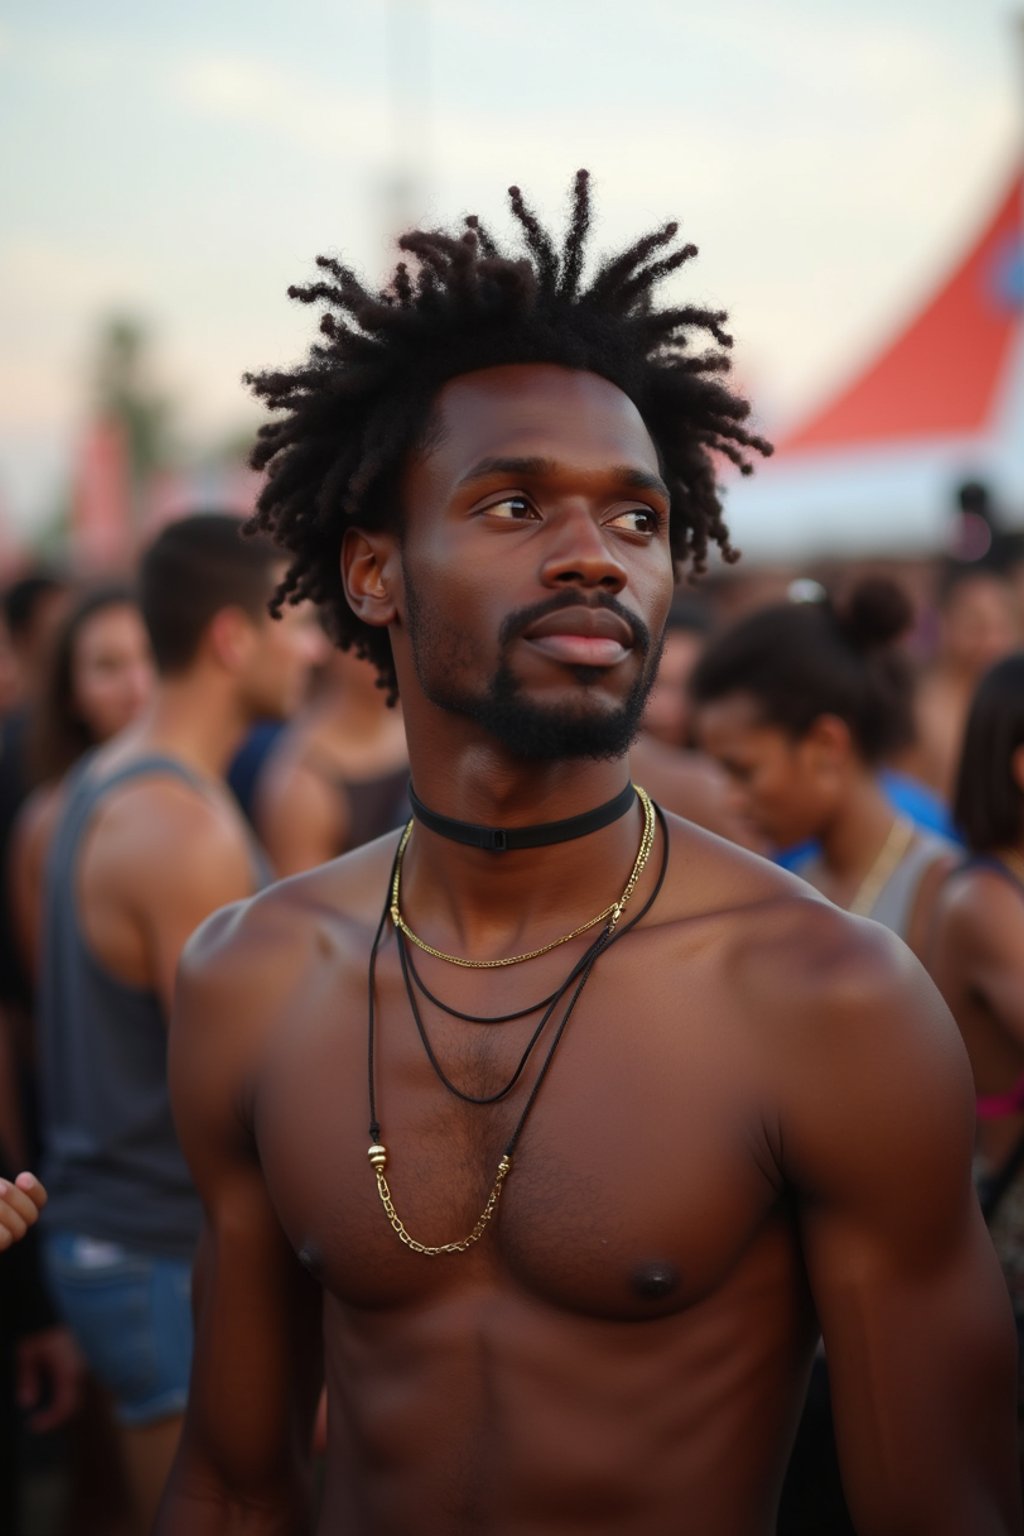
[37,514,320,1533]
[158,177,1020,1535]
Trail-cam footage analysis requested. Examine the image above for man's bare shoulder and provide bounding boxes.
[81,767,254,908]
[660,811,966,1082]
[173,833,405,1129]
[82,754,241,854]
[659,808,825,931]
[181,829,403,999]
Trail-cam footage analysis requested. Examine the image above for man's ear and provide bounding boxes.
[342,528,399,629]
[206,605,258,671]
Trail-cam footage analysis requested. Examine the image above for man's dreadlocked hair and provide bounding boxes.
[245,171,771,698]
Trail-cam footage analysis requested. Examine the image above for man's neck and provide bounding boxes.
[397,735,642,954]
[125,677,253,782]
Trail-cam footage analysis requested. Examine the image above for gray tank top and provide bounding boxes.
[796,826,955,944]
[39,753,270,1257]
[863,828,955,938]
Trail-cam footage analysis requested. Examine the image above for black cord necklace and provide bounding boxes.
[397,925,574,1105]
[365,803,670,1256]
[402,935,564,1024]
[409,780,636,852]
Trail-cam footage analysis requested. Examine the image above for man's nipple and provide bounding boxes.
[631,1261,680,1300]
[298,1240,325,1279]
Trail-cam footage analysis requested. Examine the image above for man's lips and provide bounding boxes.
[521,606,634,667]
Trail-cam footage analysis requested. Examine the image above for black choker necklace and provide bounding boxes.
[408,781,636,853]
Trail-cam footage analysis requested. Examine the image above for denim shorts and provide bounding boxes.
[42,1231,193,1426]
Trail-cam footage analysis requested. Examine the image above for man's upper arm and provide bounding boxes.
[158,909,322,1534]
[771,912,1021,1534]
[131,791,258,1017]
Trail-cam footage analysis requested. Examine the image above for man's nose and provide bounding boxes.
[538,506,627,593]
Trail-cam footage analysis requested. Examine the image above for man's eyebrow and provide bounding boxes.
[611,465,671,501]
[457,456,670,501]
[457,456,556,486]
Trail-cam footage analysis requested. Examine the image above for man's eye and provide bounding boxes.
[610,507,662,535]
[484,495,535,520]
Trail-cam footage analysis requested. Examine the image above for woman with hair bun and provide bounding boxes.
[691,577,957,959]
[692,579,962,1534]
[930,652,1024,1469]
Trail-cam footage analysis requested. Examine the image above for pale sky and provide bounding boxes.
[1,0,1020,534]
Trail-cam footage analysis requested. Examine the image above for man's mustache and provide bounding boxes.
[499,590,652,657]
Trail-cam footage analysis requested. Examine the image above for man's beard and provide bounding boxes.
[405,581,662,762]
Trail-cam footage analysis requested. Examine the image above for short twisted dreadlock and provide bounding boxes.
[245,171,771,697]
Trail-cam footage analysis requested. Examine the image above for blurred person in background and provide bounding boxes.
[35,514,320,1535]
[0,609,24,721]
[901,563,1019,801]
[636,592,710,748]
[0,1164,83,1536]
[10,582,155,977]
[0,569,71,713]
[691,578,957,960]
[930,652,1024,1478]
[255,624,407,876]
[692,576,961,1535]
[0,569,69,1167]
[4,584,153,1536]
[631,592,765,849]
[0,568,72,857]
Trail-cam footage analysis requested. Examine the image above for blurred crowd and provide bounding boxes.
[2,512,1024,1533]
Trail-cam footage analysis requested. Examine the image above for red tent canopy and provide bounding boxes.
[726,160,1024,559]
[781,167,1023,454]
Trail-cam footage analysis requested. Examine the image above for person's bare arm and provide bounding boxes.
[931,872,1024,1050]
[256,755,350,876]
[156,903,322,1534]
[79,779,259,1019]
[904,848,959,963]
[765,907,1021,1534]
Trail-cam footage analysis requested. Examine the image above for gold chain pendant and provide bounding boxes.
[368,1143,512,1256]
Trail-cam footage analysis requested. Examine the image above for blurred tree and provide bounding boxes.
[92,317,177,514]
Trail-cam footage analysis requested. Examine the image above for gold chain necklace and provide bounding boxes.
[847,817,915,917]
[368,1143,512,1256]
[366,794,667,1257]
[389,785,655,968]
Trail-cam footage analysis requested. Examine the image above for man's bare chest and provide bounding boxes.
[251,938,793,1323]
